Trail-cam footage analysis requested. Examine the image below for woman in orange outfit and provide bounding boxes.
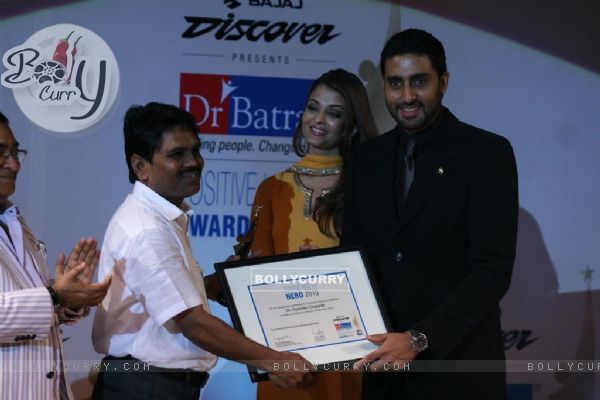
[249,68,378,400]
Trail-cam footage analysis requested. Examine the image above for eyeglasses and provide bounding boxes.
[0,149,28,163]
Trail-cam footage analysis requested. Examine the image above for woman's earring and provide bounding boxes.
[347,127,358,147]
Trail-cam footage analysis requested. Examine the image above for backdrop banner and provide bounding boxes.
[1,1,598,399]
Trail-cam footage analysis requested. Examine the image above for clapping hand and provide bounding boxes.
[52,237,111,311]
[64,237,100,284]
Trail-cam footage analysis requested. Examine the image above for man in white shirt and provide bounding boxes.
[0,111,112,400]
[92,102,313,400]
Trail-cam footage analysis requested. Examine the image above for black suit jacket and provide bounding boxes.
[342,109,518,399]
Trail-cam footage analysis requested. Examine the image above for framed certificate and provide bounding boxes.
[214,246,390,381]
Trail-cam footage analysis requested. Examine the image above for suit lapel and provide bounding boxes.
[395,111,463,233]
[0,240,31,289]
[0,215,49,288]
[365,129,401,234]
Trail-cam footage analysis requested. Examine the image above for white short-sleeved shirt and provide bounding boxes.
[92,182,217,371]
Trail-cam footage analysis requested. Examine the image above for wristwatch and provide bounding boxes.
[408,329,428,353]
[46,286,61,312]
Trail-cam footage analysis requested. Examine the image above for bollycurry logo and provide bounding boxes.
[1,24,120,135]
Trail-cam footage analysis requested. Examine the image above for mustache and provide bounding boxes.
[397,101,422,108]
[178,167,202,176]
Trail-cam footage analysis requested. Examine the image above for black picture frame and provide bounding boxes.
[214,246,391,382]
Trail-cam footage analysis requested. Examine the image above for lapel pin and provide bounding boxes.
[436,167,444,175]
[37,240,47,257]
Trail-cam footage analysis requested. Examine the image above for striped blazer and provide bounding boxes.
[0,214,74,400]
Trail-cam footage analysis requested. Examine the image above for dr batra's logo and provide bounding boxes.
[180,73,311,136]
[1,24,120,135]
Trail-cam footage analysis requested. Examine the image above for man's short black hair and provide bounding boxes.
[124,102,197,183]
[380,28,447,77]
[0,111,9,125]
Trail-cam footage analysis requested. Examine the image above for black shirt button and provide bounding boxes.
[46,371,54,379]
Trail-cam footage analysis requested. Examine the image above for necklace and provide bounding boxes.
[287,165,341,176]
[293,173,335,219]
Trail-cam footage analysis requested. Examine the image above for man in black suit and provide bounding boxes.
[342,29,518,399]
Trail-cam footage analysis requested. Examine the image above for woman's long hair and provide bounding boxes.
[292,69,378,238]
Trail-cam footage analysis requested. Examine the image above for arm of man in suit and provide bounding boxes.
[0,287,56,342]
[0,258,111,342]
[412,135,517,359]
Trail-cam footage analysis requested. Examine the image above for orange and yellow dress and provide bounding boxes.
[250,153,361,400]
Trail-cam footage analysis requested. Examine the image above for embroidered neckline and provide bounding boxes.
[293,173,334,220]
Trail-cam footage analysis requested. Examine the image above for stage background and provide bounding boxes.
[1,1,599,399]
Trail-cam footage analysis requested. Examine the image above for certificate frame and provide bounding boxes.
[214,246,391,382]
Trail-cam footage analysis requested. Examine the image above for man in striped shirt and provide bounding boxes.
[0,111,112,400]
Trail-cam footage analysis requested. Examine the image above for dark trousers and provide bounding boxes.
[92,356,209,400]
[361,371,507,400]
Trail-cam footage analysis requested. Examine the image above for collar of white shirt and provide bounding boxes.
[0,204,24,258]
[0,203,19,223]
[131,181,192,223]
